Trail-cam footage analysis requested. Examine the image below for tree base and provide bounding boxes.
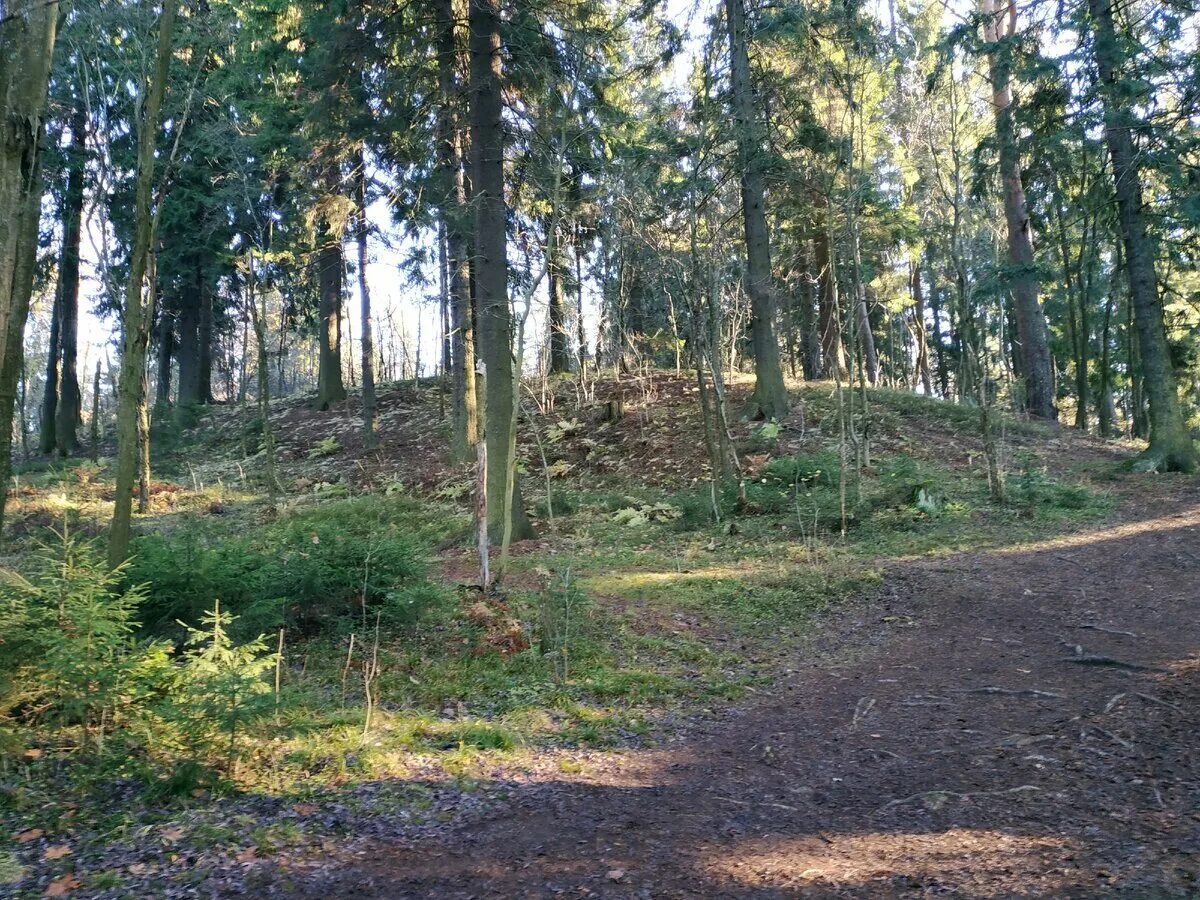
[1131,440,1196,474]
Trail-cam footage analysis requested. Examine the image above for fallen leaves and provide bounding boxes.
[44,873,81,896]
[42,846,72,861]
[16,828,44,843]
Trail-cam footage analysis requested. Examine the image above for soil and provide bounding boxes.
[264,474,1200,898]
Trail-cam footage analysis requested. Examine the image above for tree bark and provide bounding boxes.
[39,271,61,454]
[983,0,1055,420]
[176,263,203,413]
[724,0,787,419]
[109,0,179,566]
[154,306,173,410]
[1088,0,1194,470]
[432,0,479,461]
[546,215,570,374]
[316,163,348,410]
[469,0,534,541]
[0,0,60,529]
[814,224,846,379]
[54,105,85,455]
[911,260,933,394]
[354,147,377,447]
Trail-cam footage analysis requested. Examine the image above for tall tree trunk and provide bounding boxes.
[154,307,173,410]
[925,243,951,398]
[911,260,933,395]
[55,105,85,456]
[546,217,570,374]
[316,163,348,410]
[198,272,214,403]
[176,263,203,415]
[355,147,377,447]
[1088,0,1194,470]
[983,0,1055,420]
[724,0,787,419]
[109,0,179,567]
[39,273,61,454]
[469,0,534,541]
[90,360,101,462]
[849,228,879,385]
[1053,190,1090,430]
[246,249,279,506]
[797,241,821,380]
[0,0,60,531]
[814,223,846,378]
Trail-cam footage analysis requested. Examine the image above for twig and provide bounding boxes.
[1086,725,1133,750]
[950,687,1063,699]
[1071,623,1137,638]
[1133,692,1182,713]
[1063,655,1164,672]
[875,784,1041,815]
[851,696,876,727]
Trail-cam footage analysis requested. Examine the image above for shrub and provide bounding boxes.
[160,602,276,774]
[0,528,164,749]
[0,532,274,776]
[128,496,453,637]
[762,450,841,488]
[1006,465,1094,510]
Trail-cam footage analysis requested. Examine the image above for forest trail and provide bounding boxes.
[271,479,1200,898]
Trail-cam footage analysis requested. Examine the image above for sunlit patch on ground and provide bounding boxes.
[699,829,1080,894]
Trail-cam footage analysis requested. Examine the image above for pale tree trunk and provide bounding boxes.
[55,106,85,455]
[108,0,180,567]
[0,0,60,531]
[911,260,933,394]
[469,0,534,542]
[725,0,788,419]
[246,249,279,506]
[1088,0,1194,470]
[316,163,348,410]
[436,0,478,461]
[354,148,376,447]
[983,0,1055,420]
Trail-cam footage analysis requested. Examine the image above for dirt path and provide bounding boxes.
[279,481,1200,898]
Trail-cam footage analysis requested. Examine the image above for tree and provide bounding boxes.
[724,0,788,420]
[108,0,181,567]
[469,0,534,542]
[981,0,1055,420]
[1086,0,1194,471]
[435,0,479,461]
[0,0,60,528]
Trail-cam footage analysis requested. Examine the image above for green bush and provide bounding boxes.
[762,450,841,488]
[0,528,162,747]
[1006,466,1094,510]
[128,496,453,637]
[0,531,274,778]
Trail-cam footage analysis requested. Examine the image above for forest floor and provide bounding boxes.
[3,373,1199,897]
[273,473,1200,898]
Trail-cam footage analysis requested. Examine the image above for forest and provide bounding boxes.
[1,0,1199,895]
